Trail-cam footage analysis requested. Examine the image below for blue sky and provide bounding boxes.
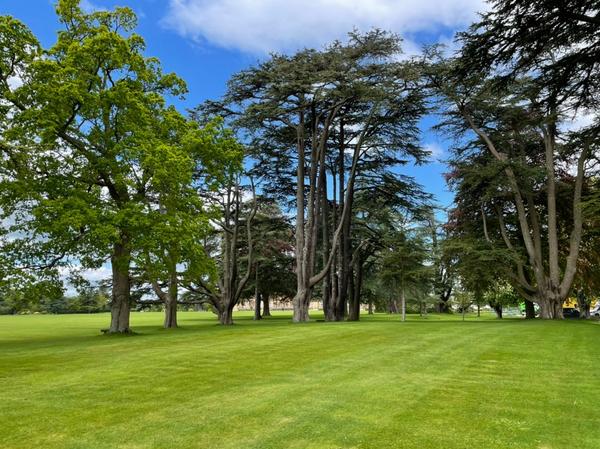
[2,0,489,213]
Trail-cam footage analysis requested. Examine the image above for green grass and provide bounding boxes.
[1,311,599,449]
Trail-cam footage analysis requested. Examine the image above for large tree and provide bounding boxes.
[428,44,598,319]
[204,30,427,322]
[0,1,231,332]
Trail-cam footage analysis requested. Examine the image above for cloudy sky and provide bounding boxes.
[4,0,489,210]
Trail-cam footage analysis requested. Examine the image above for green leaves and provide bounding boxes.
[0,1,243,298]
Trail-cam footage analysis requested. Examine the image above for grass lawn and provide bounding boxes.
[1,311,599,449]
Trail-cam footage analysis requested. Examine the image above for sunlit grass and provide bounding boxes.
[1,311,598,449]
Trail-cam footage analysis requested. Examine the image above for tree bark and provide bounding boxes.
[400,285,406,322]
[437,289,452,313]
[262,292,271,317]
[218,307,234,325]
[164,266,179,328]
[109,240,131,333]
[293,289,310,322]
[524,299,536,319]
[493,304,503,319]
[164,295,178,328]
[348,258,362,321]
[254,293,262,321]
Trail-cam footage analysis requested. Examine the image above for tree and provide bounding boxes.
[430,0,600,319]
[140,117,239,328]
[204,30,427,322]
[459,0,600,112]
[343,175,430,320]
[186,162,256,325]
[427,213,455,313]
[373,219,431,322]
[428,53,598,319]
[238,197,295,320]
[0,1,232,332]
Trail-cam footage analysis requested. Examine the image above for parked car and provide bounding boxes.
[590,303,600,318]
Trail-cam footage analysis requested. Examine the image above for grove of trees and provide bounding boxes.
[0,0,598,330]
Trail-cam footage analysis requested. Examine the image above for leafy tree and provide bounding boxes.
[186,168,256,325]
[427,52,598,319]
[0,1,233,332]
[236,197,296,320]
[201,30,427,322]
[428,0,600,319]
[141,117,240,328]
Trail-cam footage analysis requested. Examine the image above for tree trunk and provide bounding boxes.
[348,260,362,321]
[254,293,262,321]
[580,304,591,319]
[293,289,310,322]
[400,287,406,322]
[164,296,178,328]
[493,304,503,319]
[539,299,552,319]
[328,266,341,321]
[524,299,536,319]
[218,307,234,325]
[437,289,452,313]
[109,240,131,333]
[262,292,271,317]
[163,268,179,329]
[321,161,331,321]
[553,300,564,320]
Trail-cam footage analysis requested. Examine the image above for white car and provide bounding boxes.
[591,304,600,318]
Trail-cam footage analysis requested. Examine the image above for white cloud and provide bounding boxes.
[423,142,446,162]
[80,0,106,13]
[162,0,486,54]
[561,109,597,133]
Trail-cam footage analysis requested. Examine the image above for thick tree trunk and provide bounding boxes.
[293,289,310,322]
[524,299,536,319]
[368,300,373,315]
[164,296,178,328]
[538,298,563,319]
[262,292,271,317]
[553,300,564,320]
[163,269,179,329]
[580,304,591,319]
[437,298,451,313]
[218,307,234,325]
[539,300,552,319]
[577,290,590,319]
[109,240,131,333]
[327,267,337,321]
[493,304,503,319]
